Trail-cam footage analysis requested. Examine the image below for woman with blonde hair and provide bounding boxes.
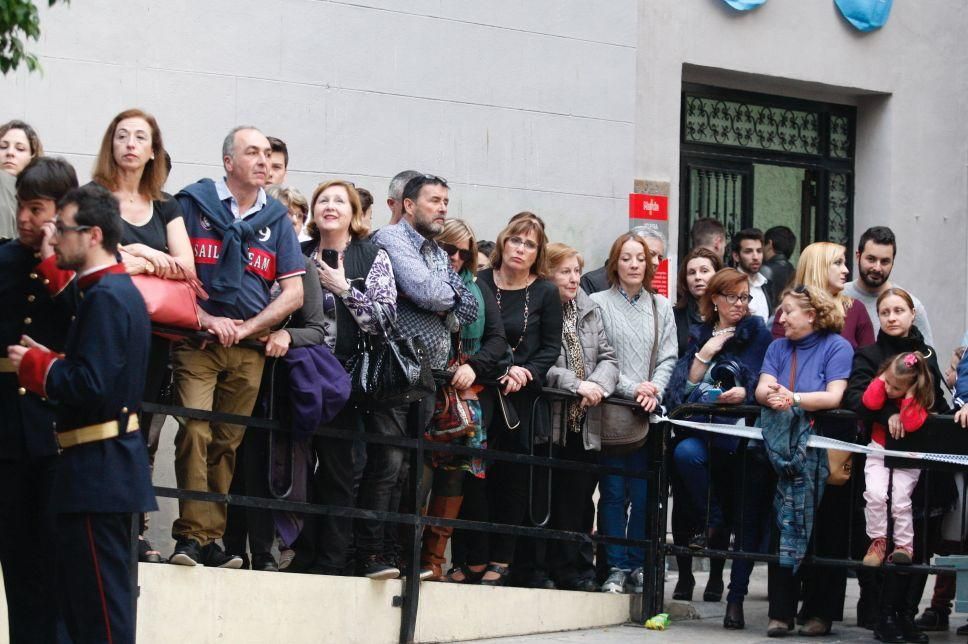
[294,178,399,577]
[770,241,874,349]
[757,285,854,636]
[419,218,509,581]
[542,242,618,590]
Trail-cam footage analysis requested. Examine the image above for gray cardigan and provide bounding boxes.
[589,287,678,403]
[546,289,619,450]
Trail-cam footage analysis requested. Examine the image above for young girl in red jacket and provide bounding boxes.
[861,351,934,566]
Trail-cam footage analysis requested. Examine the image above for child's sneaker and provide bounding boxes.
[889,546,913,565]
[862,537,887,566]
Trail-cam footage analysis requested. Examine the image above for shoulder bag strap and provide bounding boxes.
[788,349,798,392]
[648,293,660,379]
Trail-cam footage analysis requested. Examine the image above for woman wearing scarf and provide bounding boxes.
[419,219,509,580]
[755,286,853,637]
[843,287,951,642]
[543,243,618,591]
[665,268,773,629]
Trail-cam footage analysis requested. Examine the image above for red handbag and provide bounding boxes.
[131,274,205,333]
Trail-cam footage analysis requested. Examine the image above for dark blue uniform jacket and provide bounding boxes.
[20,264,157,514]
[0,242,75,460]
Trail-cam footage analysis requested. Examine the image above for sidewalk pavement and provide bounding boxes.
[470,567,968,643]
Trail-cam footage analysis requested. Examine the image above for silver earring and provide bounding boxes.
[714,304,718,312]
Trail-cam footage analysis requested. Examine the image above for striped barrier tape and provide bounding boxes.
[656,415,968,468]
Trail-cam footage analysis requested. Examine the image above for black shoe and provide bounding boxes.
[138,537,166,564]
[479,563,510,587]
[874,614,907,643]
[956,622,968,636]
[672,575,695,601]
[533,577,556,590]
[688,532,707,550]
[445,565,485,584]
[858,594,878,630]
[897,613,929,643]
[359,555,400,580]
[724,601,745,630]
[169,538,202,566]
[251,553,279,572]
[914,608,949,632]
[202,543,243,569]
[703,576,724,602]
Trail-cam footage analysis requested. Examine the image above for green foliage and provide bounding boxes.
[0,0,69,74]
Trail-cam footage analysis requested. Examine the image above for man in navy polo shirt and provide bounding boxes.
[169,126,304,568]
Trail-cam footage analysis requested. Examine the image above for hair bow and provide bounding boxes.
[903,353,917,368]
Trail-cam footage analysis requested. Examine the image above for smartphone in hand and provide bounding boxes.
[702,388,723,403]
[321,249,339,269]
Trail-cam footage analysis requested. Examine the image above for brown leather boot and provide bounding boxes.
[420,495,463,580]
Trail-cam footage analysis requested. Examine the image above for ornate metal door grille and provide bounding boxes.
[679,84,856,259]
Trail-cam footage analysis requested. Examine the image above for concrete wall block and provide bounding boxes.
[230,81,632,201]
[35,0,148,65]
[133,68,238,166]
[139,0,286,78]
[278,1,635,122]
[347,0,638,46]
[21,58,130,156]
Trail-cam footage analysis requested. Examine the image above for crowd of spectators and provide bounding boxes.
[2,112,968,642]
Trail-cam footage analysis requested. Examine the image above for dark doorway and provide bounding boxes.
[679,84,855,264]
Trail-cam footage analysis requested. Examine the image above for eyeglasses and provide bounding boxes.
[721,293,752,305]
[438,242,473,262]
[53,222,92,237]
[793,284,810,296]
[507,236,539,251]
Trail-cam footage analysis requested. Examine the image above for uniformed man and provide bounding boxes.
[0,157,77,644]
[8,183,156,644]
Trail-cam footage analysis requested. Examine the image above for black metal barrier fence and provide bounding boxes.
[132,329,967,643]
[657,403,967,615]
[136,330,667,643]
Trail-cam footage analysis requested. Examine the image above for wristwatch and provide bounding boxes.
[792,393,802,408]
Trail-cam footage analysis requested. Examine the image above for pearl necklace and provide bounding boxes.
[712,326,736,337]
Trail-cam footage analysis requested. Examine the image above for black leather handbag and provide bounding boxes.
[347,321,436,408]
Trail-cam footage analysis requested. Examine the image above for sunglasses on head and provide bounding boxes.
[438,242,473,262]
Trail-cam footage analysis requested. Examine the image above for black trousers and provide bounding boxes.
[768,483,850,622]
[223,426,276,559]
[545,437,598,584]
[290,406,360,574]
[0,457,60,644]
[58,512,136,644]
[356,396,433,560]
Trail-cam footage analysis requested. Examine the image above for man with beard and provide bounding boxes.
[363,174,479,578]
[844,226,933,346]
[731,227,774,323]
[9,184,155,644]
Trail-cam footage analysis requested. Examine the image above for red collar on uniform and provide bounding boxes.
[77,263,126,290]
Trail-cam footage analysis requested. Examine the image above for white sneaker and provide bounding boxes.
[626,567,644,594]
[601,568,627,593]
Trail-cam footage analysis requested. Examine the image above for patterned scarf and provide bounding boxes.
[562,299,587,433]
[459,269,485,357]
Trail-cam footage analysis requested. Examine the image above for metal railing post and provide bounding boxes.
[398,419,425,644]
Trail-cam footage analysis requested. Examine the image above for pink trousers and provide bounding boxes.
[863,443,921,549]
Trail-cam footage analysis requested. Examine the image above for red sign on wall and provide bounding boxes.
[629,193,668,222]
[652,258,670,299]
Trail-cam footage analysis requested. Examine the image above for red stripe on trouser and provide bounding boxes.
[85,515,114,644]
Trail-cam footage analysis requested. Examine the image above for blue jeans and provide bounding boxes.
[673,436,773,602]
[598,448,648,571]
